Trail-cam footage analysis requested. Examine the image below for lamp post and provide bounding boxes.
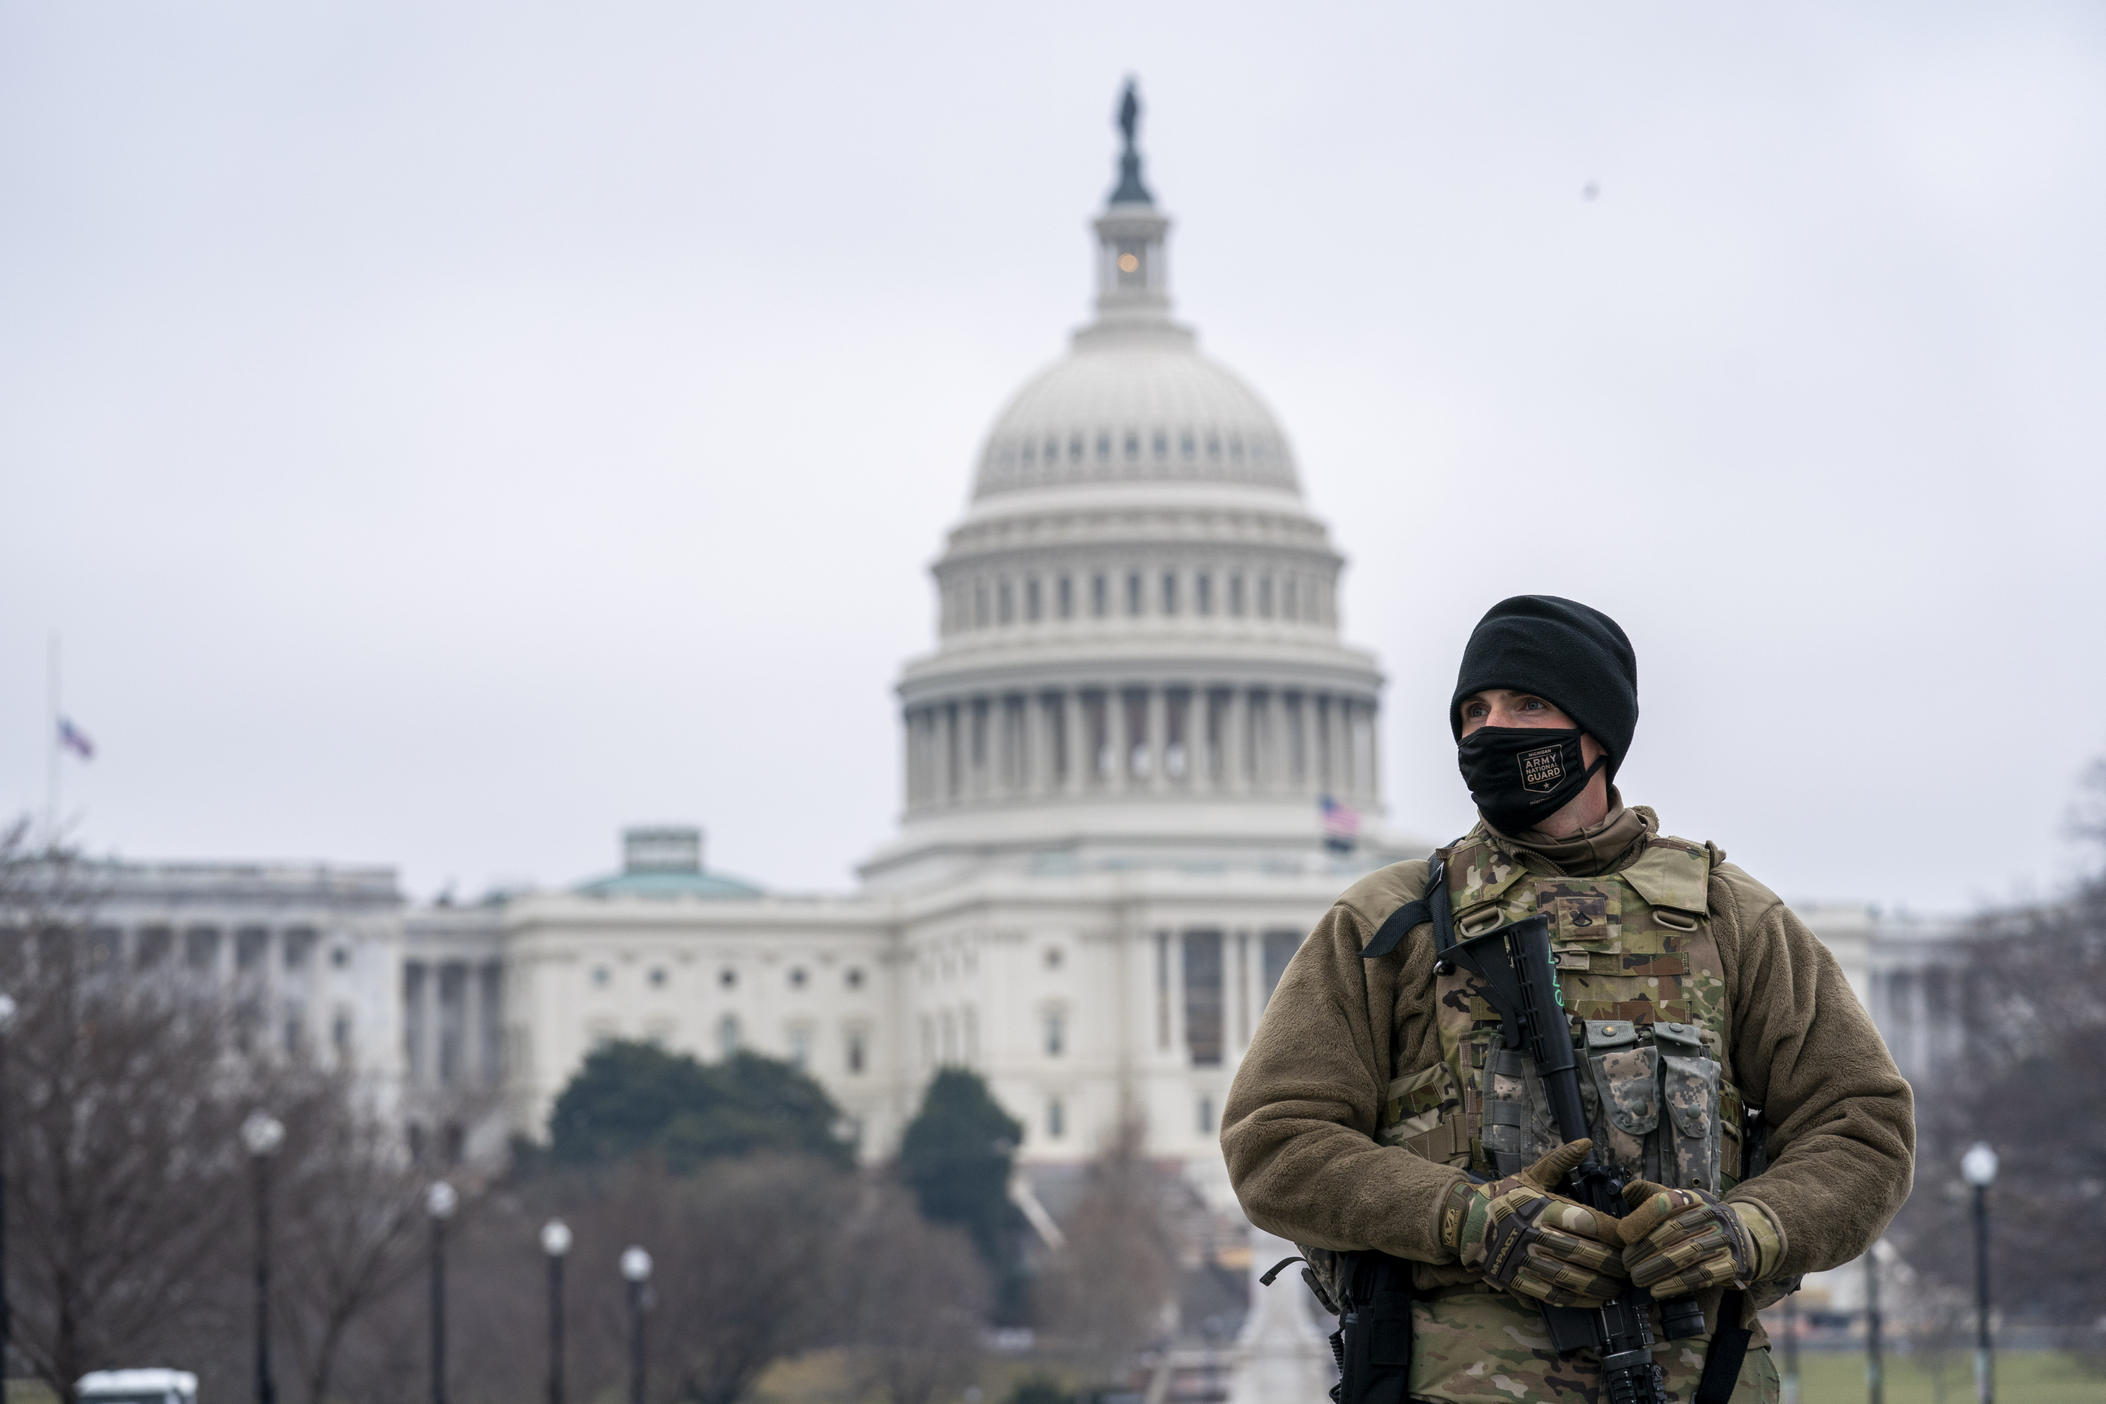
[1865,1239,1885,1404]
[0,990,17,1384]
[1960,1143,1998,1404]
[426,1181,458,1404]
[1780,1293,1800,1404]
[540,1219,572,1404]
[240,1110,286,1404]
[620,1246,652,1404]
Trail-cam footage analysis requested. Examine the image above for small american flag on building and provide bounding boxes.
[1319,793,1359,852]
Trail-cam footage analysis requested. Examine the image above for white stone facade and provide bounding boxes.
[482,134,1419,1200]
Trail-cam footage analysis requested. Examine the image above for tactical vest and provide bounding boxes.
[1375,828,1747,1203]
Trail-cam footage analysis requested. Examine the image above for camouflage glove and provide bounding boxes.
[1617,1182,1782,1298]
[1438,1139,1626,1308]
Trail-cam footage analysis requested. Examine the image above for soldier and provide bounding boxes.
[1221,595,1914,1403]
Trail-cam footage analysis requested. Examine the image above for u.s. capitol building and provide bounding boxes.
[71,101,1952,1208]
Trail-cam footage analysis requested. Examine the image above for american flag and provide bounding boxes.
[58,717,95,760]
[1319,794,1359,851]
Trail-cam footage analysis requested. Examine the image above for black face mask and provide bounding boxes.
[1456,726,1607,833]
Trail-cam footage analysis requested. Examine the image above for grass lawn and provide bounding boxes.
[1786,1350,2099,1404]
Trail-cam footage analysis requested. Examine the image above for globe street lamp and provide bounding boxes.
[0,990,18,1382]
[540,1219,572,1404]
[620,1246,652,1404]
[239,1110,286,1404]
[1960,1142,1998,1404]
[426,1181,458,1404]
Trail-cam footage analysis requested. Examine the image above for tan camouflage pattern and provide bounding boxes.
[1411,826,1745,1194]
[1618,1184,1760,1299]
[1408,1291,1780,1404]
[1368,824,1774,1399]
[1445,1141,1625,1308]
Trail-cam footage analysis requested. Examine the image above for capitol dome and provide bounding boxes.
[972,342,1301,499]
[863,86,1388,889]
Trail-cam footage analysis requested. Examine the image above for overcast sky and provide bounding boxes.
[4,2,2102,914]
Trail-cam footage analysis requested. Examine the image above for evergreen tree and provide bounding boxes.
[547,1040,852,1170]
[896,1068,1024,1274]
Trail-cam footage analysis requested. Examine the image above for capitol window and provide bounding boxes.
[1043,436,1058,463]
[718,1014,740,1057]
[1096,432,1110,461]
[1026,577,1042,621]
[648,966,667,989]
[1229,434,1245,461]
[1126,572,1143,615]
[1020,438,1034,466]
[1152,430,1168,458]
[1283,577,1300,620]
[1196,573,1212,615]
[1044,1006,1066,1057]
[846,965,865,990]
[592,965,611,989]
[1198,1096,1215,1134]
[1161,571,1178,615]
[998,581,1014,624]
[1047,1096,1065,1139]
[1207,434,1221,460]
[1257,576,1274,618]
[789,966,809,989]
[1180,432,1195,460]
[1058,575,1074,618]
[1124,430,1139,459]
[1229,574,1245,615]
[1092,573,1108,617]
[1044,945,1064,970]
[974,583,989,628]
[720,967,737,988]
[1068,433,1083,462]
[846,1026,867,1075]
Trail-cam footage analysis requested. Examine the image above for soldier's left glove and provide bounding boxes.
[1441,1139,1627,1308]
[1617,1182,1783,1299]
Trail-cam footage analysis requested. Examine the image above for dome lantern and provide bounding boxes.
[1084,80,1179,346]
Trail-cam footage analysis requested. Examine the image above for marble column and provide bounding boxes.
[1065,689,1088,795]
[939,703,958,803]
[1227,687,1250,794]
[1147,686,1169,792]
[1107,688,1129,793]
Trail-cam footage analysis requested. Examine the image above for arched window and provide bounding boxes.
[718,1014,740,1058]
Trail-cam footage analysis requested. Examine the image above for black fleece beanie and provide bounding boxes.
[1449,595,1639,780]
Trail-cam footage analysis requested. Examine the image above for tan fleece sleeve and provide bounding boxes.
[1219,867,1468,1262]
[1711,863,1916,1277]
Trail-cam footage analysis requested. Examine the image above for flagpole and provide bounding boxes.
[46,633,59,849]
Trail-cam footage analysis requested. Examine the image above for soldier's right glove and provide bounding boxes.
[1438,1139,1626,1308]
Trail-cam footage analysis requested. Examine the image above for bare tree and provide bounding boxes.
[841,1182,990,1404]
[0,826,248,1400]
[1036,1120,1178,1388]
[0,822,439,1404]
[546,1155,854,1404]
[1895,771,2106,1361]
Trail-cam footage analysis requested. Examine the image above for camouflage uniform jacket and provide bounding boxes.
[1220,803,1916,1403]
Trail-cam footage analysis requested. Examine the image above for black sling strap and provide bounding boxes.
[1693,1289,1751,1403]
[1360,856,1454,961]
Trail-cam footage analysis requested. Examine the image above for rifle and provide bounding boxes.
[1451,914,1707,1404]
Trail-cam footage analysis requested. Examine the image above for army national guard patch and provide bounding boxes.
[1519,744,1566,794]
